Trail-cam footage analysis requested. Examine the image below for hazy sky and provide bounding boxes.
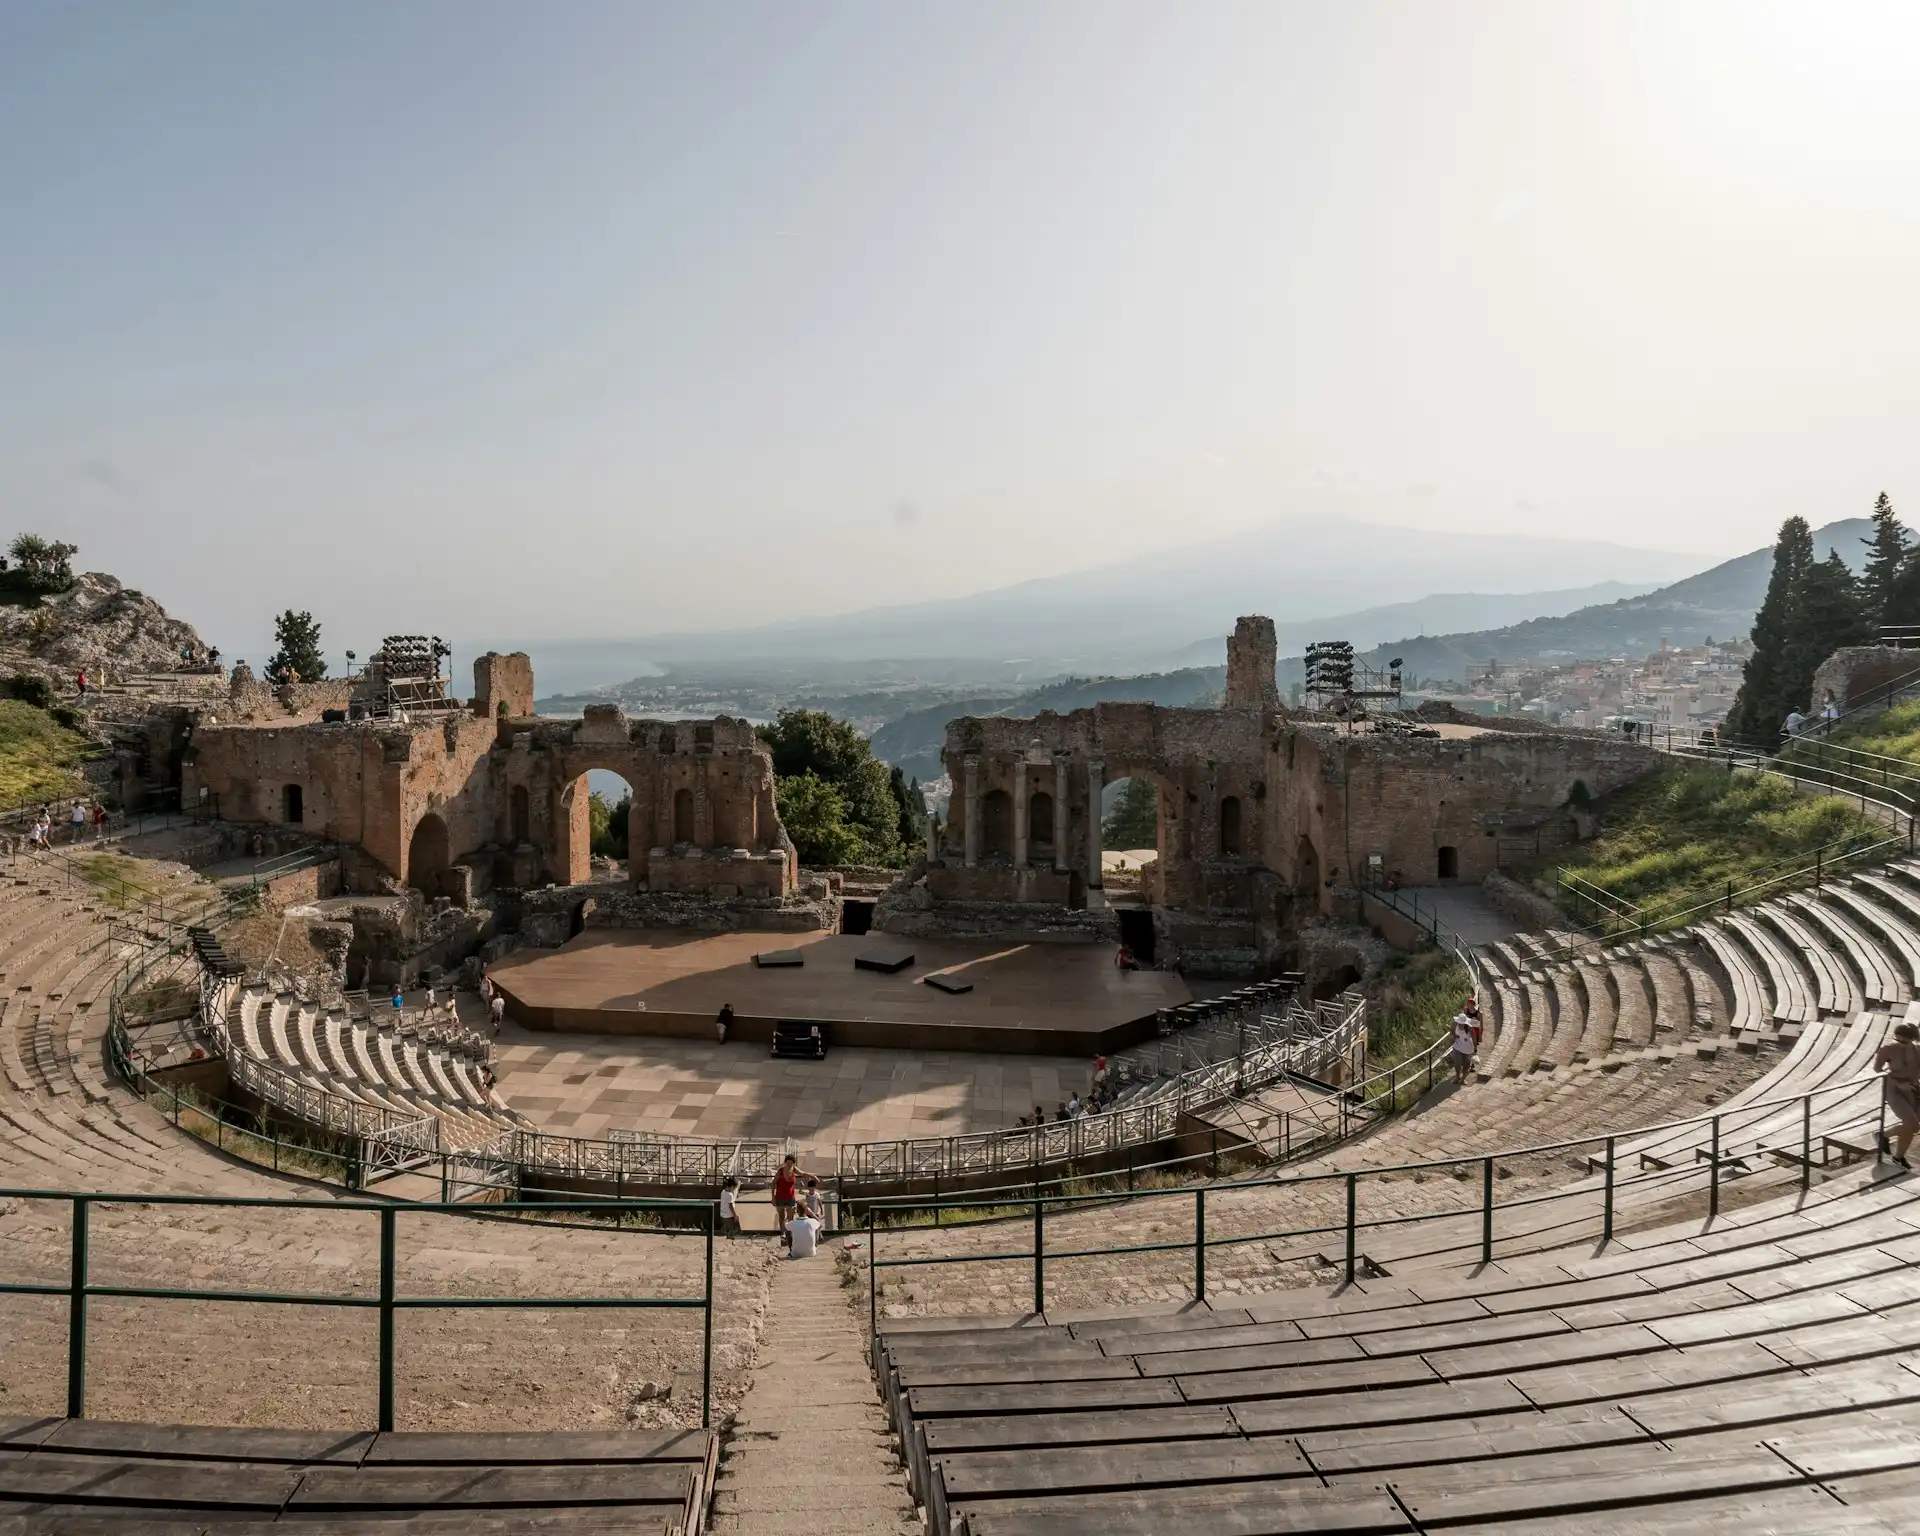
[5,1,1920,660]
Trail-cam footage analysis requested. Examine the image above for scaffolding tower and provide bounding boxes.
[1303,641,1404,722]
[356,635,458,719]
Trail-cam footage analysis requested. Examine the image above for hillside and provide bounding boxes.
[1313,517,1872,687]
[871,666,1226,781]
[0,572,207,683]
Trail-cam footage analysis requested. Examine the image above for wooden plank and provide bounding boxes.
[1226,1378,1528,1435]
[1087,1321,1309,1358]
[0,1423,59,1453]
[1626,1359,1920,1438]
[1646,1289,1871,1349]
[920,1404,1237,1456]
[937,1434,1313,1499]
[0,1453,302,1512]
[285,1462,697,1511]
[1417,1321,1670,1380]
[1513,1338,1792,1409]
[1292,1296,1488,1339]
[41,1419,375,1465]
[0,1517,672,1535]
[362,1427,716,1465]
[906,1378,1182,1420]
[1177,1354,1439,1404]
[1067,1308,1255,1339]
[1133,1335,1364,1379]
[1427,1484,1892,1534]
[1384,1443,1805,1525]
[1302,1407,1648,1475]
[957,1481,1413,1535]
[893,1357,1145,1388]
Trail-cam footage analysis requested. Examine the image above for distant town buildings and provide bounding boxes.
[1422,638,1752,736]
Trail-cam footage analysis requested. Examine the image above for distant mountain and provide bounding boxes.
[1161,582,1659,668]
[1312,517,1874,687]
[583,518,1708,675]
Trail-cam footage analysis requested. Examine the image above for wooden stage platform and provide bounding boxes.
[490,929,1191,1055]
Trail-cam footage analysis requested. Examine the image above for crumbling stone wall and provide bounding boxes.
[180,653,799,907]
[1811,646,1920,714]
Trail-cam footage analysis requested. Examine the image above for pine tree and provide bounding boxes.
[1725,517,1813,745]
[264,610,327,685]
[1102,778,1159,849]
[1861,492,1909,625]
[1780,550,1871,718]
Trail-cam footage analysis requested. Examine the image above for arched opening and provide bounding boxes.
[1295,834,1322,893]
[586,770,637,872]
[408,813,451,894]
[509,785,530,846]
[1028,790,1055,857]
[1219,795,1242,858]
[282,784,304,825]
[1314,963,1363,1002]
[673,786,695,845]
[1437,845,1459,880]
[980,789,1014,859]
[1101,777,1158,855]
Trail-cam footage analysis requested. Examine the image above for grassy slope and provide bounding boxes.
[0,697,89,807]
[1540,764,1886,924]
[1820,697,1920,765]
[1369,950,1471,1071]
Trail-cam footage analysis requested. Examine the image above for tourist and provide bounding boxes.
[1055,1100,1070,1122]
[1877,1022,1920,1170]
[718,1177,740,1238]
[1464,995,1483,1050]
[787,1203,821,1259]
[75,668,87,698]
[92,801,108,840]
[1092,1054,1109,1092]
[1034,1103,1047,1125]
[773,1154,806,1242]
[1450,1007,1478,1086]
[1823,690,1842,733]
[804,1177,824,1224]
[391,986,405,1018]
[716,1002,734,1044]
[1065,1092,1082,1117]
[1783,708,1805,739]
[425,983,438,1017]
[68,802,87,844]
[489,992,506,1033]
[1114,944,1137,972]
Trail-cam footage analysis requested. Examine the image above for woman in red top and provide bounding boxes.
[772,1154,806,1241]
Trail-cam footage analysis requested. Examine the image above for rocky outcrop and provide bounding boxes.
[0,571,206,682]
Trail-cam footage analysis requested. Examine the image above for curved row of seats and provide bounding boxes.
[227,983,529,1152]
[874,1162,1920,1535]
[0,862,302,1198]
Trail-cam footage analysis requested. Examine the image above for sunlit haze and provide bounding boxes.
[5,1,1919,661]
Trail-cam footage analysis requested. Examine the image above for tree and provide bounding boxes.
[1725,517,1813,745]
[264,610,326,685]
[1102,778,1159,849]
[1781,550,1872,710]
[1861,493,1910,625]
[889,766,928,852]
[588,791,631,859]
[3,534,78,596]
[775,772,865,866]
[757,708,899,861]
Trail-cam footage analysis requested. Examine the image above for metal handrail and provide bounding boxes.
[0,1186,718,1431]
[865,1069,1882,1328]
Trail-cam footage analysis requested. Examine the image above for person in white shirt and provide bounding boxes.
[69,803,86,844]
[1783,710,1804,739]
[787,1210,820,1258]
[1450,1011,1478,1086]
[718,1178,740,1237]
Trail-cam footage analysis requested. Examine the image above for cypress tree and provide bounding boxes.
[1781,550,1872,718]
[1861,492,1909,625]
[1726,517,1813,745]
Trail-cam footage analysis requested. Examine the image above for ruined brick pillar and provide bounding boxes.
[1052,755,1070,871]
[1226,615,1280,714]
[1086,757,1104,903]
[963,755,981,868]
[1012,759,1029,869]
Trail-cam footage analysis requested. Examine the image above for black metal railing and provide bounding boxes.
[0,1186,718,1431]
[865,1072,1883,1330]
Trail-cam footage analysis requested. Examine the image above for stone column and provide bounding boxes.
[1012,759,1029,869]
[963,755,982,868]
[1052,755,1070,871]
[1086,757,1105,903]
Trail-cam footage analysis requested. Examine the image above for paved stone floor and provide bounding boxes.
[489,1022,1093,1158]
